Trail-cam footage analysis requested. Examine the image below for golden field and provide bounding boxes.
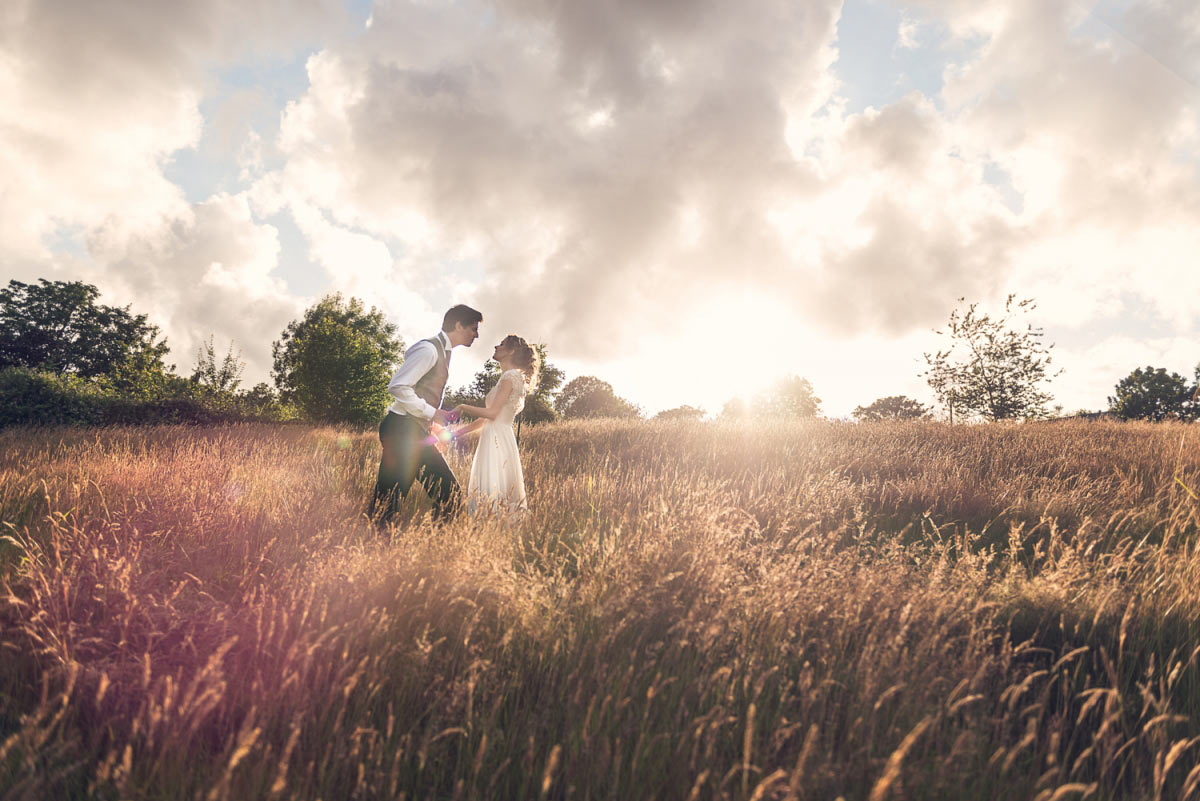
[1,419,1199,800]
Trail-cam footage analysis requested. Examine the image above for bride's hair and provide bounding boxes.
[500,335,539,390]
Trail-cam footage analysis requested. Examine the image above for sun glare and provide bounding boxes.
[669,291,802,413]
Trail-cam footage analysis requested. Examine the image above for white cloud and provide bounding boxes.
[928,0,1199,346]
[898,15,921,49]
[286,200,436,335]
[0,0,349,380]
[0,0,342,267]
[260,0,848,364]
[86,192,300,381]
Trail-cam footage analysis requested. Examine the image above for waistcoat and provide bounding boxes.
[409,336,449,422]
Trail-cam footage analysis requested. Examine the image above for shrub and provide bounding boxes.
[0,367,107,427]
[0,368,296,428]
[97,396,235,426]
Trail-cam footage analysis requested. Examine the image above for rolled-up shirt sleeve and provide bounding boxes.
[387,342,438,419]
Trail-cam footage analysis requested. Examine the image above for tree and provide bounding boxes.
[0,279,169,379]
[445,343,565,425]
[764,375,821,418]
[719,398,749,419]
[720,376,821,420]
[524,344,565,425]
[655,405,706,421]
[1107,366,1197,422]
[555,376,640,419]
[922,295,1058,422]
[191,336,245,393]
[271,294,404,426]
[99,348,188,400]
[236,382,295,422]
[852,395,931,422]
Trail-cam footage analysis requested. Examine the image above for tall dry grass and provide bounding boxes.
[1,419,1199,800]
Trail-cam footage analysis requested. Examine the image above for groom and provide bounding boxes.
[371,304,482,525]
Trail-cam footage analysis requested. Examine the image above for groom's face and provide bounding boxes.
[455,321,479,347]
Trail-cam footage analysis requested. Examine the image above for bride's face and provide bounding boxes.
[493,343,510,362]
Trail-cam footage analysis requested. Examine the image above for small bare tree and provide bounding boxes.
[922,296,1059,422]
[191,336,245,393]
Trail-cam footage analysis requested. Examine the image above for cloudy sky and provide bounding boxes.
[3,0,1198,416]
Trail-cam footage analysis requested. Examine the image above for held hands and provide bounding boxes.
[447,404,485,439]
[426,408,464,448]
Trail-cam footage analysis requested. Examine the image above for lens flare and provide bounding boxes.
[423,425,459,447]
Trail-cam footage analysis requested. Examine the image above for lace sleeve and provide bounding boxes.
[503,369,527,397]
[503,370,527,414]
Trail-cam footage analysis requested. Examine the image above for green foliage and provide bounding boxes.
[654,405,706,421]
[97,396,233,426]
[0,367,108,427]
[0,279,169,379]
[765,375,822,418]
[524,344,565,425]
[182,337,255,417]
[0,279,297,428]
[555,376,641,419]
[922,295,1058,421]
[236,382,297,422]
[191,336,245,393]
[1108,366,1198,422]
[95,350,190,401]
[0,367,257,428]
[287,318,392,427]
[272,295,403,427]
[719,398,748,419]
[853,395,931,422]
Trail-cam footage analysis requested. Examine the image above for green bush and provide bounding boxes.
[232,382,298,422]
[0,367,108,427]
[98,396,233,426]
[0,368,298,428]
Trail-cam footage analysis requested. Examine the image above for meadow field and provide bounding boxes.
[1,419,1199,800]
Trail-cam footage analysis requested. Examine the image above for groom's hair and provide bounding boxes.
[442,304,483,332]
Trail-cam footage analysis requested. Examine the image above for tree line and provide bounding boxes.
[1,279,1196,428]
[0,279,646,428]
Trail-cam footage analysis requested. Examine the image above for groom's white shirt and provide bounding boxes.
[386,331,451,419]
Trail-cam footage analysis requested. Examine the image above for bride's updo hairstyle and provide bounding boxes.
[501,335,539,390]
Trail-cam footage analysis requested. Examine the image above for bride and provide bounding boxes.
[453,335,537,516]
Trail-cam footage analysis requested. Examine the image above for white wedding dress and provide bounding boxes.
[467,369,527,515]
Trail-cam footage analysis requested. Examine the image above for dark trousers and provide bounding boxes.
[371,412,461,523]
